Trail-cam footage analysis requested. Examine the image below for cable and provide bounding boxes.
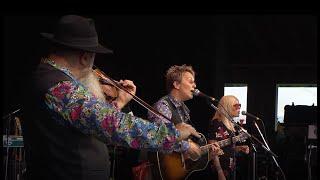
[156,151,164,180]
[307,144,315,180]
[111,145,116,180]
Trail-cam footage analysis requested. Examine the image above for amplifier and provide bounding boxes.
[308,125,317,140]
[3,135,24,147]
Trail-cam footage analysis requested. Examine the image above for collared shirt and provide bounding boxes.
[148,94,191,152]
[42,59,181,153]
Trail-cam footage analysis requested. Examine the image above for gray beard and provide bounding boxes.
[78,71,106,103]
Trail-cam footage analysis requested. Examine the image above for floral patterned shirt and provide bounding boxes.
[208,119,235,178]
[148,94,191,152]
[43,59,181,153]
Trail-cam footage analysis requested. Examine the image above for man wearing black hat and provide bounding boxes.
[20,15,200,180]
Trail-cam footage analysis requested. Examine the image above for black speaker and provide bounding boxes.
[284,105,317,125]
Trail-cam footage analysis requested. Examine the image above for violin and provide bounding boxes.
[93,68,119,102]
[94,66,201,141]
[93,65,172,122]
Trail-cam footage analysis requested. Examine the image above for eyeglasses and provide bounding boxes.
[233,104,241,108]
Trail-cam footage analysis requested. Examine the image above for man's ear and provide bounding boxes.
[78,52,87,66]
[79,52,94,67]
[173,81,180,90]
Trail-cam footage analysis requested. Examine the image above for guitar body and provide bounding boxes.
[148,132,249,180]
[149,134,209,180]
[156,152,187,180]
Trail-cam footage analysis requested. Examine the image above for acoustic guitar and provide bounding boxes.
[151,132,249,180]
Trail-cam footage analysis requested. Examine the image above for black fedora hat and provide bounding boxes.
[41,15,113,54]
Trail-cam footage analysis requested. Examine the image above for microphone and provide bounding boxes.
[241,111,261,120]
[192,89,216,102]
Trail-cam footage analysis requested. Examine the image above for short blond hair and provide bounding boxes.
[165,64,195,92]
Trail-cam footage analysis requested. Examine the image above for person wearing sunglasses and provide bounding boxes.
[208,95,250,180]
[20,15,200,180]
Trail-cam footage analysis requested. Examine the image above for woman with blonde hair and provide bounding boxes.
[208,95,249,180]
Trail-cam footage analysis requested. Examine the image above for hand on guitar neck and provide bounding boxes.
[185,139,221,161]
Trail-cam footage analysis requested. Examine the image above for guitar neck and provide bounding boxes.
[200,135,241,152]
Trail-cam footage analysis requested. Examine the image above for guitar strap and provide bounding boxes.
[146,97,187,180]
[163,97,188,169]
[163,96,184,125]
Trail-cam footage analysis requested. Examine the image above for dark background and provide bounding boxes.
[3,14,317,179]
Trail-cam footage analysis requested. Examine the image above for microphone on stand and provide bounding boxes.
[192,89,216,102]
[241,111,261,121]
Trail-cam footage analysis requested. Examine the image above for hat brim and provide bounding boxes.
[40,32,113,54]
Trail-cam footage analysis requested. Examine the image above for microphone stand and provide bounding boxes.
[2,109,21,120]
[249,138,257,180]
[252,120,286,180]
[207,101,282,180]
[2,108,21,180]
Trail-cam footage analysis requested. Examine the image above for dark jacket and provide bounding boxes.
[21,63,110,180]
